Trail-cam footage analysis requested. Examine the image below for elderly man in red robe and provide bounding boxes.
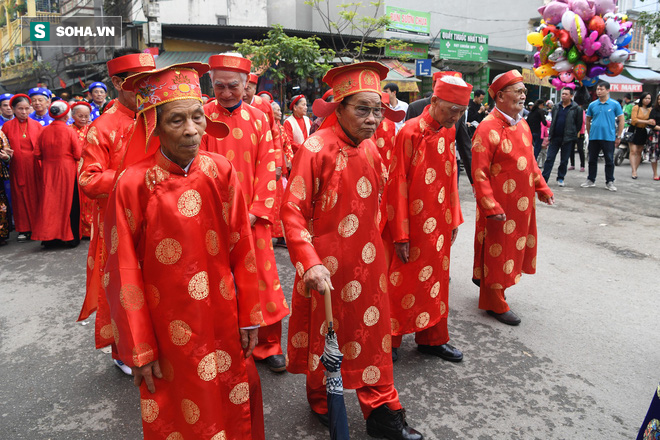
[385,73,472,363]
[77,49,156,373]
[202,53,289,373]
[70,101,93,238]
[471,70,555,326]
[373,92,404,170]
[32,101,82,247]
[282,62,423,440]
[105,62,264,439]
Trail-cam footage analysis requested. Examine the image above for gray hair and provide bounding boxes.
[210,51,248,84]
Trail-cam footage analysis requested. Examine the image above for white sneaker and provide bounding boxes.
[557,179,565,187]
[606,182,617,192]
[113,359,133,376]
[581,180,595,188]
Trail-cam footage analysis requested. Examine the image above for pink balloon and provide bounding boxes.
[570,0,595,21]
[594,0,617,16]
[539,1,570,25]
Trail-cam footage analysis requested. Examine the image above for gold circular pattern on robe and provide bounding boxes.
[321,190,338,212]
[141,399,159,423]
[440,301,447,315]
[362,365,381,385]
[155,238,182,265]
[232,127,244,139]
[390,155,398,172]
[132,342,154,365]
[483,265,489,277]
[503,220,516,234]
[305,136,323,153]
[445,160,452,176]
[517,196,529,211]
[289,176,306,200]
[111,319,120,344]
[362,242,376,264]
[250,303,263,325]
[267,180,276,191]
[389,271,402,287]
[436,234,445,252]
[296,280,307,297]
[341,280,362,302]
[532,256,537,269]
[338,214,359,238]
[430,281,440,298]
[188,271,210,300]
[199,155,218,178]
[401,294,415,310]
[308,353,320,371]
[255,119,263,132]
[211,431,228,440]
[437,137,446,154]
[423,217,437,234]
[181,398,200,424]
[445,209,453,225]
[527,234,536,248]
[376,137,385,148]
[501,139,513,154]
[522,133,531,147]
[120,284,145,311]
[241,109,250,120]
[266,161,276,173]
[264,197,275,208]
[109,226,118,255]
[386,203,395,221]
[398,181,408,198]
[266,301,277,313]
[341,341,362,360]
[243,151,252,163]
[256,238,266,250]
[490,163,502,176]
[100,324,113,340]
[219,276,235,300]
[124,208,137,233]
[438,186,446,204]
[205,230,220,256]
[442,256,449,271]
[503,259,515,274]
[322,256,338,276]
[489,243,503,257]
[517,156,528,171]
[245,250,257,273]
[477,231,485,244]
[488,129,500,145]
[503,179,516,194]
[411,150,423,167]
[409,246,421,262]
[474,168,487,182]
[516,236,527,250]
[177,190,202,217]
[291,331,309,349]
[418,265,433,282]
[356,176,373,198]
[391,318,400,334]
[363,306,380,326]
[528,173,534,187]
[404,139,413,157]
[295,261,304,277]
[425,168,436,185]
[379,273,388,293]
[415,312,430,328]
[160,358,174,382]
[300,229,312,244]
[169,320,192,346]
[226,150,235,161]
[473,267,482,279]
[411,199,424,215]
[102,272,110,288]
[382,334,392,353]
[87,255,94,270]
[514,274,522,284]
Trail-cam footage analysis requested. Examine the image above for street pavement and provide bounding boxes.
[1,158,659,440]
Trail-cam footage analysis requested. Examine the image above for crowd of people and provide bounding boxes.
[0,48,656,439]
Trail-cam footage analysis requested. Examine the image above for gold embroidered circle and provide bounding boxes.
[416,312,430,328]
[362,366,381,385]
[245,250,257,273]
[527,234,536,248]
[489,243,503,257]
[120,284,144,311]
[516,236,527,250]
[436,234,445,252]
[211,431,227,440]
[241,109,250,120]
[155,238,182,265]
[341,341,362,360]
[501,139,513,153]
[503,179,516,194]
[409,246,421,262]
[517,156,528,171]
[517,196,529,211]
[379,273,388,293]
[169,320,192,346]
[322,256,338,276]
[132,342,154,365]
[166,432,183,440]
[382,334,392,353]
[100,324,113,340]
[363,306,380,326]
[141,399,159,423]
[391,318,400,334]
[356,176,372,198]
[308,353,320,371]
[219,276,235,300]
[389,271,402,287]
[177,190,202,217]
[205,230,220,256]
[423,217,437,234]
[438,187,446,204]
[181,398,200,424]
[338,214,359,238]
[198,352,219,381]
[110,226,118,254]
[232,127,243,139]
[418,265,433,282]
[490,163,502,176]
[291,331,309,349]
[480,197,495,210]
[411,199,424,215]
[503,220,516,235]
[289,176,306,200]
[488,129,500,145]
[437,137,446,154]
[362,242,376,264]
[305,136,323,153]
[341,280,362,302]
[425,168,436,184]
[250,303,263,325]
[430,281,440,298]
[503,259,515,274]
[188,271,209,300]
[401,294,415,310]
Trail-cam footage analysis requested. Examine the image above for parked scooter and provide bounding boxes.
[614,130,635,166]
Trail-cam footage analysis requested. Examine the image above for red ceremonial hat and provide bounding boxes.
[433,71,463,82]
[71,101,92,112]
[107,53,156,77]
[321,88,334,101]
[248,73,258,85]
[488,69,524,99]
[48,100,70,119]
[120,62,230,170]
[202,94,210,99]
[380,92,406,123]
[433,76,473,106]
[9,93,30,107]
[208,54,252,74]
[258,91,273,101]
[289,94,305,110]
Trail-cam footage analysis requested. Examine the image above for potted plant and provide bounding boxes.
[9,58,15,65]
[16,3,26,15]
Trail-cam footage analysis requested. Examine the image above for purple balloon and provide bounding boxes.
[534,51,542,68]
[571,0,595,21]
[597,34,615,57]
[539,1,570,25]
[588,65,607,77]
[594,0,616,16]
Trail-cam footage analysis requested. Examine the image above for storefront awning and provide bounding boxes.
[489,58,533,71]
[155,52,217,68]
[624,67,660,83]
[606,74,643,93]
[380,68,421,93]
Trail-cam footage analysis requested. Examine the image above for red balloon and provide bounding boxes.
[557,29,572,49]
[573,61,587,80]
[588,16,605,36]
[542,24,558,37]
[581,54,599,63]
[606,62,624,76]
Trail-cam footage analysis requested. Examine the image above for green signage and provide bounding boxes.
[464,65,491,103]
[386,7,431,36]
[437,29,488,63]
[385,42,429,60]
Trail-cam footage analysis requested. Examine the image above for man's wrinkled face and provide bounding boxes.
[0,100,12,118]
[292,98,307,118]
[430,97,467,128]
[498,84,527,115]
[91,88,107,105]
[336,91,383,144]
[31,95,49,114]
[155,99,206,169]
[243,82,256,103]
[212,70,245,108]
[72,107,91,128]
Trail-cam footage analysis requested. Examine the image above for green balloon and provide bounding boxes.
[567,46,580,64]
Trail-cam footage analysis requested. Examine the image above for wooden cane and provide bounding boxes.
[323,282,334,332]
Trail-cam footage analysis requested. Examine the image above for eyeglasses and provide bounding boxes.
[344,103,384,118]
[502,88,528,96]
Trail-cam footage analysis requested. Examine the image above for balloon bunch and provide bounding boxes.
[527,0,633,90]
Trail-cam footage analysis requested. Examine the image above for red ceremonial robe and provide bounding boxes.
[471,109,553,311]
[105,149,261,439]
[77,100,136,348]
[32,120,82,241]
[2,118,44,233]
[373,118,397,171]
[283,115,310,155]
[385,108,463,336]
[271,121,292,239]
[202,100,288,328]
[281,121,394,391]
[72,124,93,238]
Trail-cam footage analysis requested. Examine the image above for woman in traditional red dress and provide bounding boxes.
[283,94,311,154]
[270,100,293,247]
[1,94,44,241]
[70,101,93,238]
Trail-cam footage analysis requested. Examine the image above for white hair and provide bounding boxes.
[49,101,69,117]
[71,104,90,115]
[210,51,248,84]
[440,76,468,87]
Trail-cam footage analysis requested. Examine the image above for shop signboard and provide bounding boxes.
[385,42,429,59]
[386,7,431,36]
[437,29,488,63]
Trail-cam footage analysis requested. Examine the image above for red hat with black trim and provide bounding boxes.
[488,69,524,99]
[48,100,70,119]
[208,54,252,74]
[289,94,306,110]
[258,91,273,101]
[9,93,30,107]
[433,76,473,106]
[107,53,156,77]
[321,88,334,101]
[71,101,92,112]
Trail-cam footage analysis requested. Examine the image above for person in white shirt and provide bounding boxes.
[383,82,409,133]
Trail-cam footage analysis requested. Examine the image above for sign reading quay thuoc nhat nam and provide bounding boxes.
[437,29,488,63]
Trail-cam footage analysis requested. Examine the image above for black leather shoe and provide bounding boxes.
[392,347,399,363]
[366,405,423,440]
[471,278,480,287]
[487,310,521,326]
[313,410,329,427]
[417,343,463,362]
[265,354,286,372]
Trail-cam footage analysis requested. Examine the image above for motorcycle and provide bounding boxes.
[614,130,636,166]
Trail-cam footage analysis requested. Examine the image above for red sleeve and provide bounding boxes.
[385,125,415,242]
[78,124,115,199]
[471,124,505,217]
